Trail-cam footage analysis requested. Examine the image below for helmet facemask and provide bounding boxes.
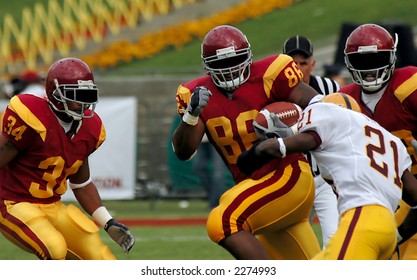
[345,32,398,92]
[203,45,252,91]
[51,79,99,121]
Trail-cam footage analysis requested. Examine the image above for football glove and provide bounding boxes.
[253,120,279,140]
[253,112,296,140]
[269,112,297,138]
[104,219,135,253]
[187,86,212,117]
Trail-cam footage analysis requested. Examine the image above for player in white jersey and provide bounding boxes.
[237,93,417,259]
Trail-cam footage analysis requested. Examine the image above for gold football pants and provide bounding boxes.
[313,205,396,260]
[207,160,320,260]
[0,200,115,260]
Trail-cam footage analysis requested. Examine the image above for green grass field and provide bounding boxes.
[0,200,322,259]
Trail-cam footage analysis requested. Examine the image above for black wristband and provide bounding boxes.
[237,142,272,176]
[104,219,115,232]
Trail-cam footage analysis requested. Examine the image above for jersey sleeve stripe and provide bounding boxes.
[176,85,192,115]
[8,96,47,141]
[394,72,417,102]
[96,124,106,149]
[263,54,293,98]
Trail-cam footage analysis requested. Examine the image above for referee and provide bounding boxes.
[283,35,340,95]
[283,35,340,248]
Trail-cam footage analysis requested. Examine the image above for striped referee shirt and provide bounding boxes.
[309,75,340,96]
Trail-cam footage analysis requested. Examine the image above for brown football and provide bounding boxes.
[255,101,302,128]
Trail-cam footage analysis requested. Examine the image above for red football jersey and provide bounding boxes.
[176,54,307,183]
[0,94,106,203]
[340,66,417,175]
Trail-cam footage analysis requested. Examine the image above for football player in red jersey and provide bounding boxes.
[0,57,135,260]
[339,23,417,259]
[172,25,321,259]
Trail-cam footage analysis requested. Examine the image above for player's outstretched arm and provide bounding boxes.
[70,159,135,253]
[237,132,318,175]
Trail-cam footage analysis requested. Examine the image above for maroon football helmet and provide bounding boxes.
[344,24,397,92]
[201,25,252,91]
[45,57,98,120]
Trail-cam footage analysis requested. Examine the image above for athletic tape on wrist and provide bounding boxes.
[182,112,199,126]
[92,206,113,227]
[277,138,287,158]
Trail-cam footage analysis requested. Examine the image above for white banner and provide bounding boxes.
[0,96,137,200]
[63,96,137,200]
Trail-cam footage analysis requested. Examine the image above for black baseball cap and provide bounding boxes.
[283,35,313,57]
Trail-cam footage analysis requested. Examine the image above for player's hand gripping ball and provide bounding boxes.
[253,102,302,140]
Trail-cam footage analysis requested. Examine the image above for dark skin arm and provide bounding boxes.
[256,131,318,158]
[0,134,19,168]
[172,118,206,161]
[237,131,319,175]
[286,81,319,109]
[70,158,105,216]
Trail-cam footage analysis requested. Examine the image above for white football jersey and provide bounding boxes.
[297,102,411,215]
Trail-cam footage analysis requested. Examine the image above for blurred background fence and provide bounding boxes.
[0,0,197,74]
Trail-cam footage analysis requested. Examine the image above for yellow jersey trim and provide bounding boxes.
[263,55,293,98]
[394,72,417,103]
[8,96,47,141]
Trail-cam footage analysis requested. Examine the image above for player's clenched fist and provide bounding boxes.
[182,86,212,126]
[187,86,212,116]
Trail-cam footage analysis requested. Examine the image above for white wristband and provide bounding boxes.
[277,138,287,158]
[92,206,113,227]
[68,177,92,190]
[182,111,199,126]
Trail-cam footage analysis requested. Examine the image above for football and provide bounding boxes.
[253,101,302,139]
